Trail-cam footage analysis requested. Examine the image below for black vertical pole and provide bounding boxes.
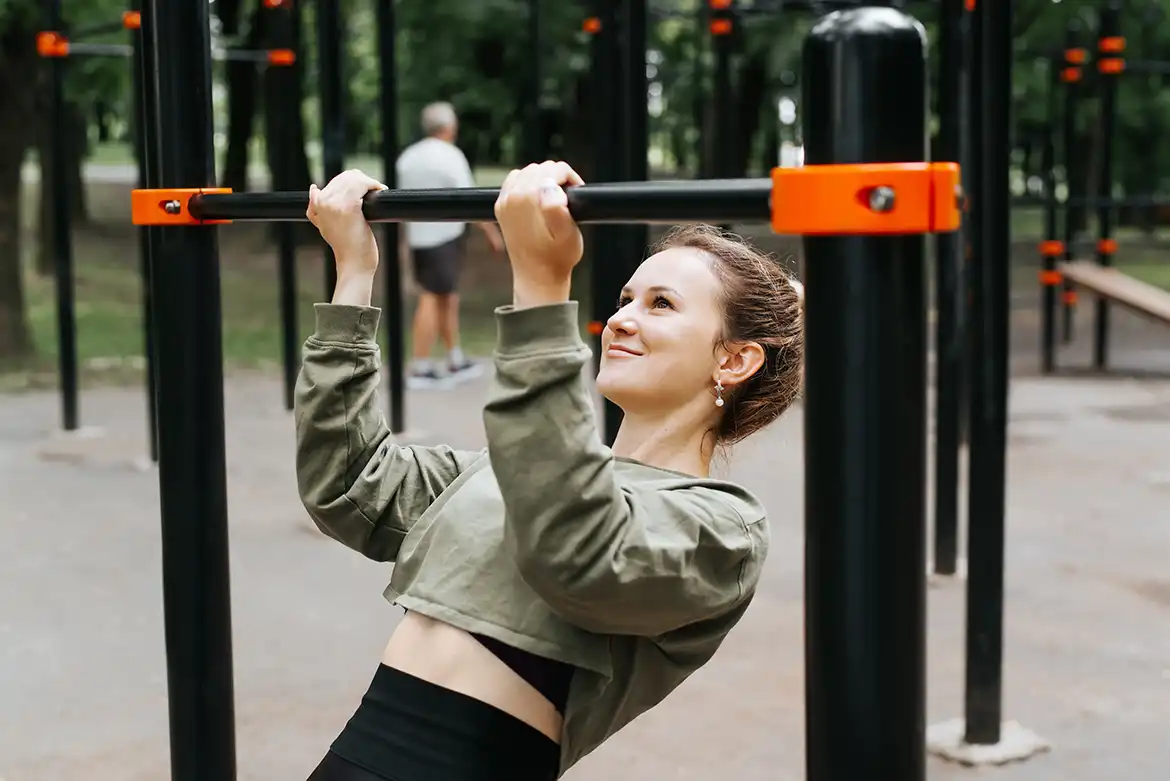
[130,0,159,461]
[802,8,928,781]
[141,2,237,778]
[621,0,649,303]
[524,0,543,163]
[46,0,79,432]
[375,0,405,435]
[1039,59,1060,374]
[963,0,1011,746]
[270,1,299,412]
[589,0,624,445]
[709,0,735,231]
[932,0,964,577]
[318,0,345,300]
[1060,21,1084,346]
[1092,2,1121,371]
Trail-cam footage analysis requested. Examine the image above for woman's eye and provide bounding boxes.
[653,296,673,309]
[616,296,631,310]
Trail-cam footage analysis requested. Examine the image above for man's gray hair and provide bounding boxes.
[421,102,458,135]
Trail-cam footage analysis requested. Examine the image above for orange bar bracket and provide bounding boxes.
[1038,240,1065,257]
[770,163,961,236]
[582,16,601,33]
[1099,36,1126,53]
[1097,238,1118,255]
[964,0,976,11]
[586,321,605,336]
[122,11,141,29]
[1061,66,1082,83]
[131,188,233,226]
[1039,270,1063,286]
[710,18,733,35]
[267,49,296,66]
[1065,48,1087,64]
[1098,57,1125,74]
[36,31,69,58]
[264,0,291,7]
[1063,290,1079,305]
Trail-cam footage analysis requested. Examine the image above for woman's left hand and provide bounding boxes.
[494,161,586,305]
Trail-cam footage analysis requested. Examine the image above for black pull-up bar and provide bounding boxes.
[136,2,954,780]
[132,166,959,234]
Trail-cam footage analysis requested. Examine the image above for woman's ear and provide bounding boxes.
[716,341,766,389]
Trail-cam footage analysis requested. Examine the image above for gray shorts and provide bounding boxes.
[411,237,463,295]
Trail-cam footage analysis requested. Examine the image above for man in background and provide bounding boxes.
[396,101,504,389]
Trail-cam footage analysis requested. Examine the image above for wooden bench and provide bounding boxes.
[1059,260,1170,326]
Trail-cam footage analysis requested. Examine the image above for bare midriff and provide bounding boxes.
[380,611,564,743]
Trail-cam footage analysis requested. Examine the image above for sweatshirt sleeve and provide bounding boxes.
[294,303,483,562]
[482,301,766,636]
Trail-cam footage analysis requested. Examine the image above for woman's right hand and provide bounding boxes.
[306,169,387,279]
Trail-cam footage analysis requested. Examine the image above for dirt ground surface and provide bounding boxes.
[3,303,1170,780]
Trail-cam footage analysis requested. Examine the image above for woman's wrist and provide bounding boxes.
[331,268,377,307]
[513,278,572,309]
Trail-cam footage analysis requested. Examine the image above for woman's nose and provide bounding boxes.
[606,307,638,335]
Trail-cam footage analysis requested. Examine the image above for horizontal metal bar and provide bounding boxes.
[1119,59,1170,76]
[55,43,291,62]
[189,179,775,224]
[65,42,133,57]
[1015,193,1170,209]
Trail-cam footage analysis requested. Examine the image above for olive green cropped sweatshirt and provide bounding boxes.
[293,299,770,776]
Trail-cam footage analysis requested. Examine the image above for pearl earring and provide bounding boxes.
[715,380,724,408]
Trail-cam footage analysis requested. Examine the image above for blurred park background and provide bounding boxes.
[2,0,1170,394]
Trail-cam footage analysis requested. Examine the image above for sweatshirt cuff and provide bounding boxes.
[311,303,381,344]
[494,302,586,356]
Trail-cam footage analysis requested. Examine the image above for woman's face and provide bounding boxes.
[596,247,726,413]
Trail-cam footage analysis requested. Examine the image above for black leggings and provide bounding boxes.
[307,664,561,781]
[309,752,390,781]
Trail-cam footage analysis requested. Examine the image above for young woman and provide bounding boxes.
[296,161,805,781]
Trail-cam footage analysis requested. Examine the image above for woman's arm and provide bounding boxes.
[297,170,483,562]
[482,302,766,636]
[295,303,483,562]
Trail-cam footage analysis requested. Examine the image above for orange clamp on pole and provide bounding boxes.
[1065,48,1087,64]
[122,11,141,29]
[1099,36,1126,53]
[131,188,234,226]
[36,31,69,58]
[582,16,601,33]
[710,18,733,35]
[267,49,296,66]
[1097,238,1117,255]
[769,162,961,236]
[1038,270,1063,287]
[1038,240,1065,257]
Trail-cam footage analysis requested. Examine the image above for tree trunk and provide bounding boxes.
[0,22,38,361]
[0,146,33,361]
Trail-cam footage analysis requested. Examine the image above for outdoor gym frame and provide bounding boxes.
[132,4,972,781]
[36,0,300,459]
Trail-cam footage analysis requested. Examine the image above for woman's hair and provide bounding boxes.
[649,224,805,445]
